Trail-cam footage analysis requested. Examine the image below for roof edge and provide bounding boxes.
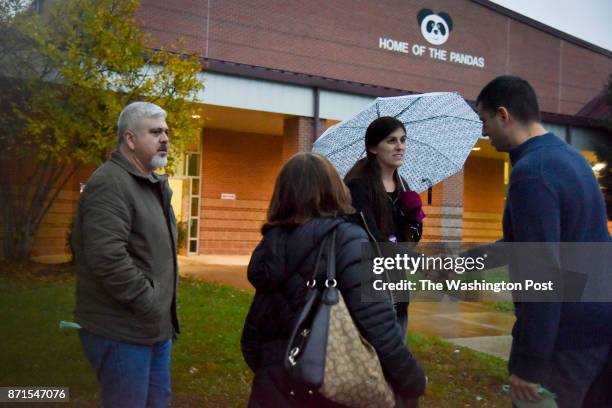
[470,0,612,58]
[205,58,408,98]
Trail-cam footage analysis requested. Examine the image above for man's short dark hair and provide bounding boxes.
[476,75,541,123]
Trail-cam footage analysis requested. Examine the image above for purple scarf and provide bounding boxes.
[399,190,426,223]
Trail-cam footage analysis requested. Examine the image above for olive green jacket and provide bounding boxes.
[73,151,179,345]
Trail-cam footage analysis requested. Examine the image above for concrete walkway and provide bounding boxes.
[179,255,513,360]
[179,255,253,291]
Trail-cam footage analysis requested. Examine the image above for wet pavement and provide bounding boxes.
[179,255,514,360]
[408,300,513,360]
[180,255,253,291]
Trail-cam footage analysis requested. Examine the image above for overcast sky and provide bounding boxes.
[489,0,612,52]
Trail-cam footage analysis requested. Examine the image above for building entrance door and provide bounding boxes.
[169,151,201,256]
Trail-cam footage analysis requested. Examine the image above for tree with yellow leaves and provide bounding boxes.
[0,0,204,262]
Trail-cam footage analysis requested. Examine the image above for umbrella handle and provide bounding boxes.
[421,178,433,188]
[421,178,433,205]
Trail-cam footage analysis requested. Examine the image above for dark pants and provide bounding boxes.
[540,345,611,408]
[79,329,172,408]
[583,349,612,407]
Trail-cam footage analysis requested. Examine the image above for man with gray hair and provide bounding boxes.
[72,101,179,408]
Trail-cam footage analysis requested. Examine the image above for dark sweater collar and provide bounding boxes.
[111,150,165,184]
[509,133,562,166]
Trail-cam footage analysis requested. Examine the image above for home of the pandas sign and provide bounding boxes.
[378,8,486,69]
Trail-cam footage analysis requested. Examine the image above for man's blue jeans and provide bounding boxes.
[79,329,172,408]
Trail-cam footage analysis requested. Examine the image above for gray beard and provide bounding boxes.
[150,154,168,169]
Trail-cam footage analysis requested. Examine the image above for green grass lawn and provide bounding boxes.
[0,263,510,407]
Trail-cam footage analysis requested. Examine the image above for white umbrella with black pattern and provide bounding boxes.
[313,92,482,193]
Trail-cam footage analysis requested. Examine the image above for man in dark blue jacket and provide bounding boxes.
[476,75,612,407]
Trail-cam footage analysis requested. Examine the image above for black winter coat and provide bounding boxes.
[241,217,425,407]
[346,176,423,322]
[345,177,423,243]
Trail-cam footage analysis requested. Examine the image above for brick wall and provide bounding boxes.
[423,170,464,241]
[463,211,503,243]
[198,127,282,254]
[199,120,317,254]
[31,165,95,262]
[201,128,284,201]
[139,0,612,115]
[283,116,320,160]
[132,0,612,253]
[197,133,470,251]
[463,156,505,213]
[199,198,268,255]
[561,42,612,114]
[0,162,94,263]
[463,156,505,241]
[420,204,463,242]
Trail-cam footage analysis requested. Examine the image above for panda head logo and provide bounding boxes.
[417,8,453,46]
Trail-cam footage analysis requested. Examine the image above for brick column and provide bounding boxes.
[422,170,464,241]
[282,116,324,161]
[432,170,464,207]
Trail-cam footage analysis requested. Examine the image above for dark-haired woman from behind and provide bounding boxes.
[241,152,425,407]
[344,116,426,337]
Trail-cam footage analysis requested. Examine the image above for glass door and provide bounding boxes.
[185,152,201,255]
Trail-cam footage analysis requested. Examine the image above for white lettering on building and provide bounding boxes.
[378,37,486,69]
[379,37,410,54]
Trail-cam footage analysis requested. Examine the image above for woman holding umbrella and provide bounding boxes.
[344,116,426,336]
